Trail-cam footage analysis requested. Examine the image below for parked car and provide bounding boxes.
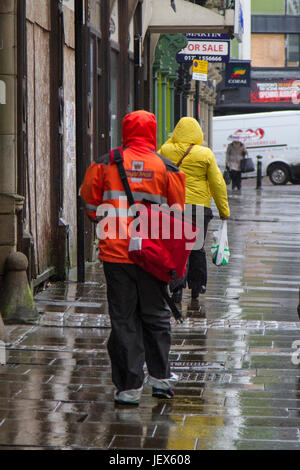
[213,110,300,185]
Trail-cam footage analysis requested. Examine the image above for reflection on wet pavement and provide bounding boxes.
[1,181,300,449]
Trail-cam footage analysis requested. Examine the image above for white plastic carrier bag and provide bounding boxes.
[211,220,230,266]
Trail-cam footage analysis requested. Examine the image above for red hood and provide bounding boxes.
[122,110,157,150]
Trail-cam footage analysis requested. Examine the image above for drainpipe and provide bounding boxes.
[161,69,169,144]
[153,65,159,119]
[169,74,177,132]
[75,0,86,283]
[194,80,200,122]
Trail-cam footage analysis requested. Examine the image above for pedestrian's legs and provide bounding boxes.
[236,171,242,190]
[136,266,171,380]
[230,170,238,190]
[188,247,207,293]
[187,209,212,297]
[103,262,145,392]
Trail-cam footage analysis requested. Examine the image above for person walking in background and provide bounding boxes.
[159,117,230,303]
[80,110,186,406]
[226,140,247,191]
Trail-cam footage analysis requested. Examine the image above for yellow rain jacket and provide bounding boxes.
[159,117,230,219]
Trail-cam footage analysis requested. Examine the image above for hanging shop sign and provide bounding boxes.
[251,79,300,104]
[176,34,230,64]
[225,61,251,88]
[192,60,208,82]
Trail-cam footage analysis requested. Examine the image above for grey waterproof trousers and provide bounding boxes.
[103,262,172,392]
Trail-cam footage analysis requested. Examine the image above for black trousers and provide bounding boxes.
[230,170,242,190]
[103,262,171,392]
[187,208,213,291]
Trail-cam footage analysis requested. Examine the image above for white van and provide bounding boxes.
[213,110,300,185]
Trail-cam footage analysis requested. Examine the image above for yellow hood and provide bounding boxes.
[159,117,230,219]
[172,117,204,145]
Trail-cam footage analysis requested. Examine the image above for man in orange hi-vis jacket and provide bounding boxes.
[80,110,186,406]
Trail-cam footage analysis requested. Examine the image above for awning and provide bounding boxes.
[148,0,234,34]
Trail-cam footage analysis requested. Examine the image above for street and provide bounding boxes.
[1,178,300,450]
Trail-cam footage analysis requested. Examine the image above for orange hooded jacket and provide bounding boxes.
[80,110,186,264]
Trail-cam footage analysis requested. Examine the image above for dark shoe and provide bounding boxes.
[191,288,199,299]
[189,298,200,310]
[172,290,182,303]
[190,301,206,316]
[191,286,206,299]
[152,387,175,399]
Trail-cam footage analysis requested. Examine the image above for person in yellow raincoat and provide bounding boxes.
[159,117,230,302]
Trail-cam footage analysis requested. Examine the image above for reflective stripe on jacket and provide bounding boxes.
[80,110,186,264]
[159,117,230,219]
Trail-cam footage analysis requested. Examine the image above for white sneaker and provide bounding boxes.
[114,387,143,405]
[145,373,179,390]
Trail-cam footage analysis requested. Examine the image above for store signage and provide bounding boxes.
[225,62,251,88]
[185,33,231,40]
[251,79,300,104]
[177,34,230,64]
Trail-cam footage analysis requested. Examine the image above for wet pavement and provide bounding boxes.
[1,178,300,450]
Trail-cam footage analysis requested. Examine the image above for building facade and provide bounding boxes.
[153,37,222,149]
[215,0,300,115]
[0,0,234,307]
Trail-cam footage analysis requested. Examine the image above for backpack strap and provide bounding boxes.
[110,147,135,207]
[176,144,194,168]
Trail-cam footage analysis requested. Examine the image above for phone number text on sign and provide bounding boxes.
[177,55,227,63]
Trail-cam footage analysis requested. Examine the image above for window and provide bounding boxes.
[286,34,300,66]
[252,0,285,15]
[252,0,300,14]
[252,34,285,67]
[287,0,300,14]
[252,34,300,67]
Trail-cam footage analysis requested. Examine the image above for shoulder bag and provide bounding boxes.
[111,147,199,285]
[241,156,255,173]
